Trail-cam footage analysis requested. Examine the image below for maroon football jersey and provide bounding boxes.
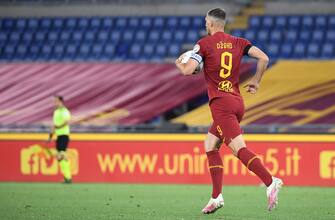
[192,32,251,102]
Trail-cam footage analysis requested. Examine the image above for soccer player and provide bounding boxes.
[175,8,283,214]
[48,95,72,184]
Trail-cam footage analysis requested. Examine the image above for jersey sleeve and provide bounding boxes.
[190,39,206,64]
[238,37,252,55]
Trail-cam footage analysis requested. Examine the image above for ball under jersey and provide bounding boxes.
[191,32,251,102]
[53,107,71,136]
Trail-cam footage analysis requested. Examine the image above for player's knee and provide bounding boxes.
[57,151,66,161]
[228,135,246,156]
[204,135,221,152]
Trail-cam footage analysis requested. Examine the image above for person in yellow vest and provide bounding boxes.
[48,95,72,183]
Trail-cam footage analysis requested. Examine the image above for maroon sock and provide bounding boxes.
[206,150,223,198]
[237,147,273,187]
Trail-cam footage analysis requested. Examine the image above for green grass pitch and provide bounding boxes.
[0,183,334,220]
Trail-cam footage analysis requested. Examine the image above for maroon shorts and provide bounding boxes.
[209,96,245,145]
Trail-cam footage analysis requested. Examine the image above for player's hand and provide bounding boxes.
[244,80,259,94]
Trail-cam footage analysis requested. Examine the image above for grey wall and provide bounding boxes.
[0,3,241,17]
[265,2,335,14]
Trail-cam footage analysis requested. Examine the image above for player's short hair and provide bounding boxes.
[207,8,226,25]
[55,95,64,103]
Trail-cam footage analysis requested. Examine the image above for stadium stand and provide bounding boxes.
[173,60,335,127]
[231,15,335,59]
[0,16,205,62]
[0,63,208,125]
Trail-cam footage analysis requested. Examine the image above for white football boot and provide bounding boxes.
[201,193,224,214]
[266,177,283,211]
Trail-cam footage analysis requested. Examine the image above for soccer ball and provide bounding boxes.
[194,62,204,74]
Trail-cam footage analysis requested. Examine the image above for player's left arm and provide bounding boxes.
[175,54,199,76]
[244,46,269,94]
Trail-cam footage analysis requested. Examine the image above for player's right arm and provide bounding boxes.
[244,46,269,94]
[175,53,199,76]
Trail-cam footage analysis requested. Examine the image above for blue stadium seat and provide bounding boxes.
[91,44,103,59]
[40,44,52,57]
[116,43,129,58]
[115,17,128,29]
[301,16,314,29]
[285,30,298,42]
[328,15,335,29]
[104,44,115,57]
[65,44,77,56]
[141,17,152,29]
[40,18,52,30]
[257,30,269,43]
[174,30,186,42]
[315,16,327,29]
[16,44,28,59]
[262,16,274,29]
[312,30,324,43]
[192,16,204,29]
[274,16,286,30]
[0,32,8,42]
[52,44,65,59]
[123,30,134,42]
[84,31,95,43]
[288,16,301,29]
[269,30,282,43]
[148,30,160,42]
[129,44,141,59]
[47,31,58,43]
[102,17,113,30]
[72,31,84,43]
[185,30,199,43]
[161,30,173,42]
[134,30,146,43]
[53,18,64,30]
[307,43,319,58]
[299,30,311,43]
[34,31,47,43]
[128,17,140,29]
[143,44,155,58]
[78,18,90,30]
[321,43,334,58]
[326,30,335,43]
[153,17,165,29]
[180,17,192,28]
[3,45,16,59]
[78,44,90,58]
[22,32,33,43]
[110,31,121,42]
[168,43,180,57]
[16,18,27,30]
[267,43,280,59]
[29,44,40,58]
[27,18,38,30]
[166,17,179,29]
[315,15,328,30]
[97,31,109,43]
[9,31,21,43]
[231,29,244,38]
[3,18,15,31]
[65,18,77,30]
[249,16,262,29]
[280,44,293,58]
[156,44,167,57]
[244,30,256,42]
[59,31,71,43]
[90,17,102,30]
[292,43,306,58]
